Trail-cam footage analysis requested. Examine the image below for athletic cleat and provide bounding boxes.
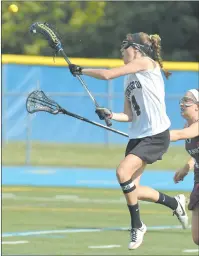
[173,194,189,229]
[128,222,147,250]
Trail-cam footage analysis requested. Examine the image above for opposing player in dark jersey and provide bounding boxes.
[170,88,199,245]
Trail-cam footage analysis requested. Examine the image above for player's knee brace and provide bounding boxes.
[120,179,136,194]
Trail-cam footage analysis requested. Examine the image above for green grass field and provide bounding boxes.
[2,186,198,255]
[2,142,190,169]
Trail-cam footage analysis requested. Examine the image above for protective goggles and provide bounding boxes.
[120,40,144,52]
[120,39,153,58]
[179,96,198,107]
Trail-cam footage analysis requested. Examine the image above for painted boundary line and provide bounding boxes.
[183,249,199,253]
[2,205,173,215]
[2,193,152,205]
[2,225,191,238]
[89,245,121,249]
[2,241,29,245]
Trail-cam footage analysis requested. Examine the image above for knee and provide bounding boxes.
[116,164,137,194]
[116,165,124,180]
[116,164,131,183]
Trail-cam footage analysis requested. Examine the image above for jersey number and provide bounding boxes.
[131,95,141,116]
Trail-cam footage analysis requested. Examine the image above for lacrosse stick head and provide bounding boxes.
[26,90,60,115]
[30,22,62,52]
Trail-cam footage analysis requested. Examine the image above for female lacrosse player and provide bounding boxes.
[170,89,199,245]
[69,32,188,250]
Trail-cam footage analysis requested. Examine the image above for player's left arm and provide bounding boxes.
[111,96,133,122]
[81,58,149,80]
[96,96,133,122]
[170,122,199,141]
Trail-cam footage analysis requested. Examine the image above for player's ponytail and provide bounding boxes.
[149,34,172,79]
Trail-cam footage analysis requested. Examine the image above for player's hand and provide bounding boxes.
[173,168,189,183]
[95,107,112,120]
[69,64,82,76]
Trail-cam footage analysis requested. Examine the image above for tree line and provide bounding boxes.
[2,1,199,61]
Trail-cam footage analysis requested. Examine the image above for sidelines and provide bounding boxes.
[2,225,191,238]
[2,241,29,245]
[183,249,199,253]
[2,193,152,204]
[2,205,170,215]
[88,245,121,249]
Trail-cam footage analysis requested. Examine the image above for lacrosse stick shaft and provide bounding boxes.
[60,49,99,106]
[30,22,111,125]
[60,108,128,138]
[60,49,112,127]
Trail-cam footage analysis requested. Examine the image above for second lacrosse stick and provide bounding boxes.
[26,90,128,137]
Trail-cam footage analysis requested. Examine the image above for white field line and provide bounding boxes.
[2,225,191,238]
[183,249,199,253]
[3,229,102,237]
[2,193,151,204]
[2,240,29,245]
[88,245,121,249]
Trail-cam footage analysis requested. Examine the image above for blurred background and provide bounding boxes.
[2,1,199,255]
[2,1,199,60]
[2,1,198,166]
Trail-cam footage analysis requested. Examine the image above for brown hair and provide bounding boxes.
[126,32,172,79]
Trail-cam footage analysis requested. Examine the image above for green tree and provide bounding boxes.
[2,1,199,61]
[2,1,107,55]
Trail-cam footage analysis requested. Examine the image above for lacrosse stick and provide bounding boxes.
[26,90,128,138]
[29,22,112,127]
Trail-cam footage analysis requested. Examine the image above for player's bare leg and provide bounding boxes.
[134,175,188,229]
[116,154,147,250]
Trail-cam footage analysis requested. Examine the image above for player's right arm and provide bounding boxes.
[174,157,195,183]
[170,122,199,141]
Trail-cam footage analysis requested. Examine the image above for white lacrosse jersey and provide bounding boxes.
[124,61,171,139]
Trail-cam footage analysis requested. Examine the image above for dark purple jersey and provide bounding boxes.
[185,136,199,183]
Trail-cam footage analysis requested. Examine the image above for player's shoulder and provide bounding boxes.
[127,57,150,69]
[134,57,158,71]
